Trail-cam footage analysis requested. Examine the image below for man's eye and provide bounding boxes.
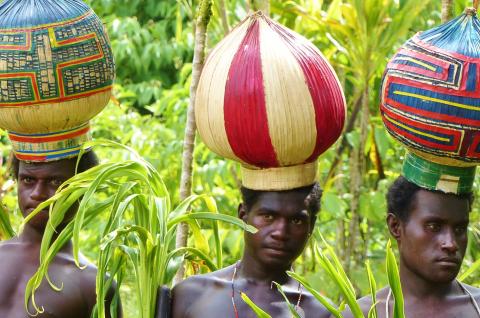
[426,223,441,232]
[22,177,34,184]
[292,218,304,225]
[49,179,63,187]
[263,214,274,221]
[454,225,468,235]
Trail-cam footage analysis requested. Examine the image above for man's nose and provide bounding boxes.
[270,218,289,241]
[30,182,49,201]
[441,229,459,254]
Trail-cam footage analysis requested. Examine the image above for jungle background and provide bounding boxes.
[1,0,480,317]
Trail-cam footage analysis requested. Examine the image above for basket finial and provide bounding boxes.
[466,0,479,15]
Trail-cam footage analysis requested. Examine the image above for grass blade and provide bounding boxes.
[241,292,272,318]
[386,240,405,318]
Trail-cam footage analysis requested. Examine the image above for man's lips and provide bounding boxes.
[263,245,291,254]
[25,207,49,214]
[436,257,461,266]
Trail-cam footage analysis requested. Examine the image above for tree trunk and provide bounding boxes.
[173,0,213,285]
[441,0,453,22]
[345,87,369,275]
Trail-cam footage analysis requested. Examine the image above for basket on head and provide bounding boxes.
[0,0,115,162]
[381,7,480,194]
[195,12,346,191]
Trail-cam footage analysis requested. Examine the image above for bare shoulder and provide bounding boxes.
[56,253,121,317]
[172,265,235,317]
[57,253,98,287]
[461,283,480,301]
[173,265,235,297]
[0,237,21,251]
[341,287,390,318]
[300,292,332,318]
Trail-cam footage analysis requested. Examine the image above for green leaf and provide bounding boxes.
[240,292,272,318]
[366,260,378,318]
[459,258,480,282]
[0,203,15,239]
[287,271,342,318]
[386,240,405,318]
[271,282,301,318]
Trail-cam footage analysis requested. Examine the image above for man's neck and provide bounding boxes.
[238,253,291,284]
[18,224,73,254]
[399,262,460,300]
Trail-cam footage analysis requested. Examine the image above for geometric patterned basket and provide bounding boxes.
[381,8,480,167]
[0,0,115,161]
[381,7,480,193]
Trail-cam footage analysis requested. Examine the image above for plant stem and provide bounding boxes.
[441,0,453,22]
[218,0,230,35]
[174,0,213,284]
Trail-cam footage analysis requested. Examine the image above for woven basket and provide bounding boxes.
[381,8,480,167]
[0,0,115,161]
[195,12,346,190]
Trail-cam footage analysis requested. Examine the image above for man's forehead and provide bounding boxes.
[19,160,76,176]
[252,191,308,211]
[409,190,470,222]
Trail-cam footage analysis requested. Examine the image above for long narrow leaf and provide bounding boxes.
[386,240,405,318]
[287,271,343,318]
[271,281,301,318]
[241,292,272,318]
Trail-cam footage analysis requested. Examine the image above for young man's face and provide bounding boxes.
[17,159,77,231]
[240,190,314,269]
[394,189,469,283]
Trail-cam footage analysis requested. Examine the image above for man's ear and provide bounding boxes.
[238,203,248,222]
[387,213,402,241]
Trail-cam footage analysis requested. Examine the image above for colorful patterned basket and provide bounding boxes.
[381,7,480,193]
[196,12,346,190]
[0,0,115,161]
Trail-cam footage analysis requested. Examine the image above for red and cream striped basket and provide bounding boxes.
[195,12,346,191]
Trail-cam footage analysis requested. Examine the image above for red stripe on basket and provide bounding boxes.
[267,20,345,163]
[223,19,278,168]
[8,125,90,143]
[15,153,47,161]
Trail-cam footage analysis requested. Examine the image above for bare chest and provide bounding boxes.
[0,257,91,318]
[185,284,320,318]
[377,298,480,318]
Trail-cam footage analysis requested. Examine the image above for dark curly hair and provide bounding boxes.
[387,176,474,221]
[240,182,323,219]
[12,150,99,180]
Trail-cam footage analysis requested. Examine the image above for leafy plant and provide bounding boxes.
[22,140,256,318]
[288,234,404,318]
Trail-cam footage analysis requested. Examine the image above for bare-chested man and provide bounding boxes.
[0,152,122,318]
[344,176,480,318]
[172,183,330,318]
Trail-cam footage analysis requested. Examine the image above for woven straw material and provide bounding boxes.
[0,93,110,133]
[241,162,318,191]
[9,122,91,162]
[381,11,480,166]
[0,0,114,161]
[403,152,475,194]
[195,12,346,190]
